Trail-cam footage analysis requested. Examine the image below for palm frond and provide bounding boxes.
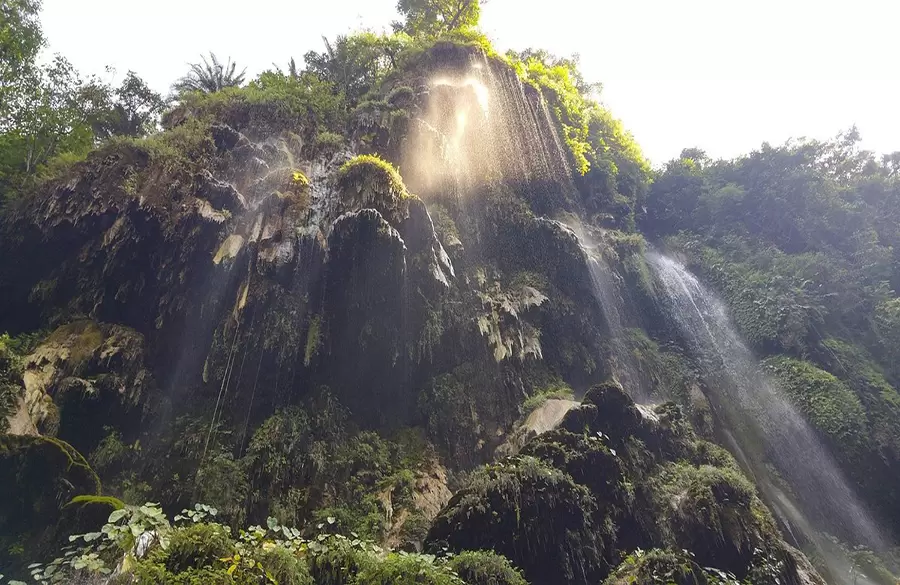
[173,52,246,95]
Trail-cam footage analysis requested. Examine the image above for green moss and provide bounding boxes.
[604,548,719,585]
[66,494,125,510]
[304,314,322,366]
[764,356,869,455]
[336,155,412,222]
[355,553,460,585]
[448,551,527,585]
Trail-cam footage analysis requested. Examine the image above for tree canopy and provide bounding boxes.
[394,0,482,37]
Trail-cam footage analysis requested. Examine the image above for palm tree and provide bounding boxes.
[173,53,246,95]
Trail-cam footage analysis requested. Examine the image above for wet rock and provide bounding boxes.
[427,455,610,585]
[17,320,154,452]
[211,123,249,152]
[496,398,579,457]
[199,170,247,212]
[323,209,410,423]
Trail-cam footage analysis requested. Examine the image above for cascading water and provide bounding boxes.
[402,52,574,202]
[562,221,649,401]
[647,252,888,583]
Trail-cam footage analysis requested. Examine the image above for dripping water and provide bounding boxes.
[562,220,649,401]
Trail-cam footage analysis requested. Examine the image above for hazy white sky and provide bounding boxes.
[40,0,900,165]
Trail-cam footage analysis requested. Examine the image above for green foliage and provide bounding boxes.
[394,0,481,37]
[0,55,94,196]
[604,548,740,585]
[243,397,428,540]
[90,70,167,140]
[257,546,313,585]
[24,502,171,584]
[764,356,869,455]
[448,551,528,585]
[304,314,322,366]
[506,51,649,226]
[304,33,406,107]
[0,332,31,432]
[170,71,345,137]
[0,0,44,86]
[165,523,234,574]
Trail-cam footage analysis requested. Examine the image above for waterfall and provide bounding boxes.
[402,51,574,203]
[647,251,887,582]
[563,222,648,401]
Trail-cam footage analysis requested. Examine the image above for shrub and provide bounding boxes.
[258,546,313,585]
[336,154,412,221]
[355,552,461,585]
[164,523,233,574]
[448,551,528,585]
[307,538,375,585]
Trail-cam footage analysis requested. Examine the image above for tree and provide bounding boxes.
[0,0,43,111]
[172,53,246,95]
[394,0,482,37]
[90,70,166,140]
[303,33,403,106]
[0,55,95,191]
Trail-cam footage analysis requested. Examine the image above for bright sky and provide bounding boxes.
[40,0,900,165]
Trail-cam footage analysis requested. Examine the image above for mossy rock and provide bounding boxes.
[603,548,716,585]
[427,456,608,585]
[336,154,412,225]
[561,380,647,445]
[520,428,625,504]
[448,550,528,585]
[647,462,777,577]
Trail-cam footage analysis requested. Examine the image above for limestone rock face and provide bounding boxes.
[12,320,153,450]
[0,45,839,585]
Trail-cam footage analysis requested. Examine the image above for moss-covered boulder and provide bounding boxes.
[432,379,823,585]
[427,455,609,585]
[336,155,411,225]
[647,463,777,575]
[448,551,528,585]
[17,320,154,452]
[603,549,718,585]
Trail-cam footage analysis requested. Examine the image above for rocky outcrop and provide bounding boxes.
[428,381,822,585]
[7,321,153,450]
